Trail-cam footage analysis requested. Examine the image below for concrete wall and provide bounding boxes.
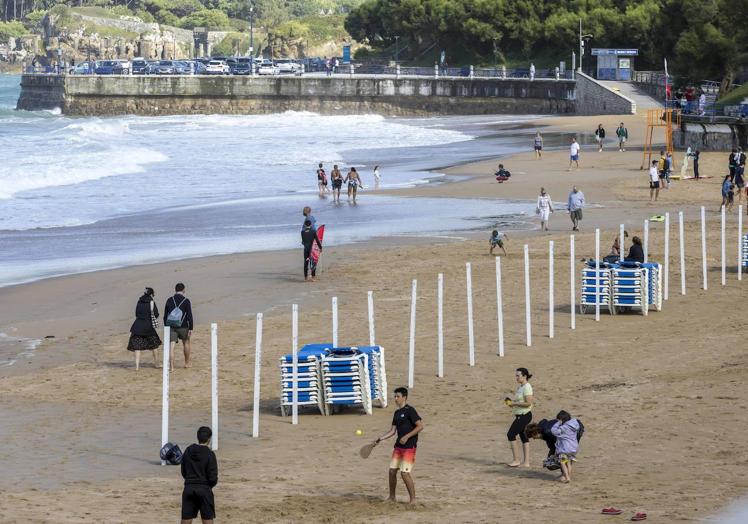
[575,72,636,115]
[17,74,577,116]
[632,80,665,102]
[674,122,743,151]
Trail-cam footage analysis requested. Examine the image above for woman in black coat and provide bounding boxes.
[127,287,162,370]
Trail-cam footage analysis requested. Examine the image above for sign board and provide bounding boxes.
[591,48,639,56]
[342,44,351,64]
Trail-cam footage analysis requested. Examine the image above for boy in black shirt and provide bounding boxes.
[181,426,218,524]
[374,387,423,504]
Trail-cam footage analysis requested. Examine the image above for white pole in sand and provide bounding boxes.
[367,291,376,346]
[495,257,505,357]
[408,279,417,388]
[331,296,338,347]
[664,212,670,300]
[701,206,707,290]
[437,273,444,375]
[739,206,744,281]
[570,235,576,330]
[644,220,649,263]
[619,223,625,263]
[549,240,554,339]
[211,322,218,450]
[524,244,532,346]
[160,325,170,465]
[251,313,263,438]
[679,211,686,295]
[291,304,299,425]
[595,229,600,321]
[721,206,726,286]
[466,262,475,366]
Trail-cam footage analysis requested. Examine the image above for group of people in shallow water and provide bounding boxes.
[316,162,381,204]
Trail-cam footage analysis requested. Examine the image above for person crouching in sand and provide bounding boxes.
[550,410,582,483]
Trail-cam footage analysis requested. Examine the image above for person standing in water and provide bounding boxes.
[373,165,382,187]
[533,131,543,160]
[331,164,343,203]
[316,163,328,196]
[345,167,362,204]
[536,187,554,231]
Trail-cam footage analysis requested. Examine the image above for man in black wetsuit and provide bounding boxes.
[301,219,322,282]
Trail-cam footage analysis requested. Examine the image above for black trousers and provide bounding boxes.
[507,412,533,443]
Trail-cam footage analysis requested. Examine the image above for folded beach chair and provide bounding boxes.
[279,343,330,417]
[640,262,663,311]
[612,262,649,315]
[320,346,388,415]
[742,234,748,268]
[580,260,615,315]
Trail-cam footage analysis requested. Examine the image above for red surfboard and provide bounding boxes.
[310,224,325,269]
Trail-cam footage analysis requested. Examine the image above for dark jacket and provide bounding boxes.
[181,444,218,488]
[627,243,645,263]
[301,227,322,254]
[129,294,159,337]
[537,418,557,456]
[164,293,194,330]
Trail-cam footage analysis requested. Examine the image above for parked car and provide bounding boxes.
[206,60,230,75]
[146,60,179,75]
[131,58,148,75]
[69,62,93,75]
[94,59,130,75]
[257,60,278,75]
[230,57,253,75]
[275,58,299,74]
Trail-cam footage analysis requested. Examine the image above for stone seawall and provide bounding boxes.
[17,74,578,116]
[575,72,636,115]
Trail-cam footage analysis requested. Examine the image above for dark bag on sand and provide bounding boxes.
[160,442,183,465]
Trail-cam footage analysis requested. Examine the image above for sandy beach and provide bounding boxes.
[2,110,747,523]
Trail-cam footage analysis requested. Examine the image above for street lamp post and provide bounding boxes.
[394,35,400,64]
[578,19,593,74]
[249,5,254,73]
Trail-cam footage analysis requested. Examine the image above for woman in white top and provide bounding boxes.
[536,187,554,231]
[373,165,381,187]
[505,367,534,467]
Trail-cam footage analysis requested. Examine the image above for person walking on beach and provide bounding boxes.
[180,426,218,524]
[550,410,581,483]
[316,163,328,196]
[595,124,606,152]
[505,368,534,467]
[567,186,585,231]
[301,219,322,282]
[331,164,343,203]
[729,149,738,183]
[164,283,194,370]
[489,230,508,256]
[568,137,580,170]
[615,122,628,151]
[373,165,382,187]
[373,387,423,504]
[649,160,660,201]
[536,187,554,231]
[533,131,543,159]
[345,167,362,204]
[302,206,316,231]
[127,287,161,370]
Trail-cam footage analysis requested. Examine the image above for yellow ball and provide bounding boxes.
[355,429,364,436]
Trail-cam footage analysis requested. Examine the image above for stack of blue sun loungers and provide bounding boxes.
[355,346,388,409]
[742,233,748,268]
[279,343,329,417]
[612,262,649,315]
[580,260,615,315]
[320,346,387,415]
[641,262,663,311]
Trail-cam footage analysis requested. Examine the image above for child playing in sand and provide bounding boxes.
[550,410,582,483]
[489,230,508,256]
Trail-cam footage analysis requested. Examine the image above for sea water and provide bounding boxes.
[0,74,541,286]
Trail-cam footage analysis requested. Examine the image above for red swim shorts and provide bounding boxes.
[390,447,416,473]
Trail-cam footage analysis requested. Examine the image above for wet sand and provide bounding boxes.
[1,111,747,523]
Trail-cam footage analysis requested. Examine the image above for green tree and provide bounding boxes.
[0,20,26,42]
[179,7,230,29]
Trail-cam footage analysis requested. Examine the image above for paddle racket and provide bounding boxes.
[359,441,378,459]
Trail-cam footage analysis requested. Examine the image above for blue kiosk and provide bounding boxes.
[591,48,638,81]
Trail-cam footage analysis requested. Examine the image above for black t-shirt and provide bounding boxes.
[392,405,421,449]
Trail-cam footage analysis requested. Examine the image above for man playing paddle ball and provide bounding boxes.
[374,387,424,504]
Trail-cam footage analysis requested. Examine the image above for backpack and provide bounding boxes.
[576,419,585,442]
[165,296,187,328]
[160,442,183,465]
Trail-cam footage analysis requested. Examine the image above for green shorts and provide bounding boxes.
[170,327,190,341]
